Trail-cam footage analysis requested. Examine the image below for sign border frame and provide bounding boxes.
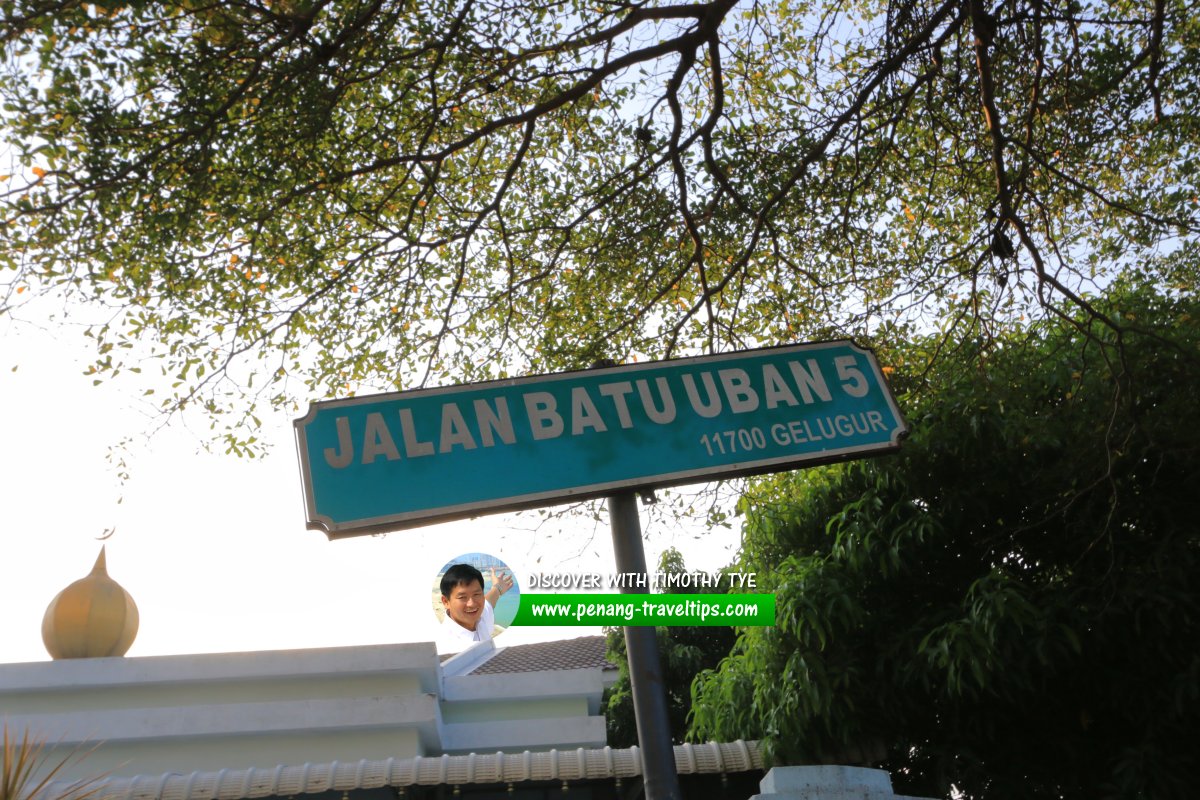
[294,339,908,537]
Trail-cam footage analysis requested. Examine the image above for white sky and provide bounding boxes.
[0,304,743,665]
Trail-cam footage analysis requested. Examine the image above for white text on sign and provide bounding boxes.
[323,356,871,468]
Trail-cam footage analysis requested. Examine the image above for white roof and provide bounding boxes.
[47,741,763,800]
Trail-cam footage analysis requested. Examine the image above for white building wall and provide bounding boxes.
[0,639,616,784]
[1,643,442,781]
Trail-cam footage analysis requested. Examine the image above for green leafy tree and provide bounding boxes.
[603,547,737,746]
[689,282,1200,799]
[2,0,1197,451]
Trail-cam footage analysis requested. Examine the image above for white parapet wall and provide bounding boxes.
[0,643,443,779]
[750,766,937,800]
[0,637,619,784]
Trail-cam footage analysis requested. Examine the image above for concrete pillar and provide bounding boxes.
[749,765,937,800]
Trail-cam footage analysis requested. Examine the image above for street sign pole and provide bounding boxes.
[609,490,683,800]
[294,342,909,798]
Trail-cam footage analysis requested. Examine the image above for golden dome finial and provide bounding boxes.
[42,546,139,659]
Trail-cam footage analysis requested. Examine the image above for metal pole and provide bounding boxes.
[608,490,684,800]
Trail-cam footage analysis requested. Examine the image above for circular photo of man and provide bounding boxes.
[432,553,519,653]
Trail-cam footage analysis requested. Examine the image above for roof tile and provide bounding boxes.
[470,635,617,675]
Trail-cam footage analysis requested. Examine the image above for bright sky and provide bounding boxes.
[0,302,742,665]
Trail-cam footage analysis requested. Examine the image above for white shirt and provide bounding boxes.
[438,600,495,652]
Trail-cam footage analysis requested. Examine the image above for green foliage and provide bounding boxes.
[1,725,103,800]
[2,0,1198,451]
[603,548,737,746]
[690,284,1200,799]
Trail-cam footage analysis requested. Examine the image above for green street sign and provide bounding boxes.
[294,340,907,537]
